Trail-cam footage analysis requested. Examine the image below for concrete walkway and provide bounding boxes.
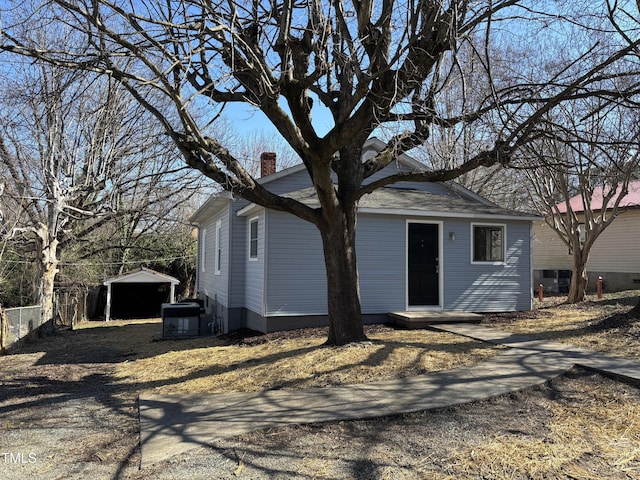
[139,324,640,466]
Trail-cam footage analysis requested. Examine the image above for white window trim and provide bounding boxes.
[249,216,259,261]
[470,223,507,265]
[214,220,222,275]
[201,228,207,272]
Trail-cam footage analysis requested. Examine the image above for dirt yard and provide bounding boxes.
[1,292,639,479]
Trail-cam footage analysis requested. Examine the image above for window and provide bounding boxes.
[249,217,259,260]
[214,220,222,275]
[472,224,505,263]
[201,228,207,272]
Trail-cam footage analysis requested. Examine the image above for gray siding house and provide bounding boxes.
[191,139,539,334]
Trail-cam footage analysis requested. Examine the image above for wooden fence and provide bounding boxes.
[54,288,88,328]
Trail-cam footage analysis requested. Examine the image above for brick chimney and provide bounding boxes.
[260,152,276,177]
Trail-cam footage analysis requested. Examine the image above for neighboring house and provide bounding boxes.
[191,138,540,334]
[533,179,640,293]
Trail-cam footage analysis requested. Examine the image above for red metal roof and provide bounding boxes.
[556,179,640,213]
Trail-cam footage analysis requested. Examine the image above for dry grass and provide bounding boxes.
[75,291,640,396]
[6,291,640,479]
[487,289,640,359]
[131,369,640,480]
[111,325,500,395]
[436,372,640,480]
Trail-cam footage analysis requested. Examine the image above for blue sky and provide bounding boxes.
[223,95,335,140]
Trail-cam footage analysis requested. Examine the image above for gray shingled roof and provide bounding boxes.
[285,186,538,220]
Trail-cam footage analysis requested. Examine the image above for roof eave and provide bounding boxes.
[103,267,180,286]
[358,207,542,222]
[237,202,264,217]
[190,191,234,224]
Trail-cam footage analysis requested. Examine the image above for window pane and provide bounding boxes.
[201,228,207,271]
[473,226,504,262]
[491,229,503,260]
[250,220,258,258]
[473,227,487,261]
[215,222,221,274]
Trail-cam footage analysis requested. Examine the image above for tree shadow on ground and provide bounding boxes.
[13,320,251,365]
[0,322,492,415]
[0,322,474,478]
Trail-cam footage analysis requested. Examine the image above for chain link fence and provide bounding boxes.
[1,305,42,353]
[0,288,92,354]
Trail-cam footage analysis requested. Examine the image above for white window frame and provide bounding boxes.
[201,228,207,272]
[471,223,506,264]
[249,217,259,260]
[214,220,222,275]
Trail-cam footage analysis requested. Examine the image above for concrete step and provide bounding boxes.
[388,311,482,328]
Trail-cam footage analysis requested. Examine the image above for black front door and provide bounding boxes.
[408,223,439,306]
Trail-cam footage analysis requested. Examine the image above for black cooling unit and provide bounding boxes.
[161,302,200,339]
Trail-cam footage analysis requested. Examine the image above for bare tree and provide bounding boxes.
[0,56,202,325]
[0,64,117,324]
[606,0,640,316]
[416,106,535,211]
[2,1,639,343]
[0,181,15,302]
[524,100,640,303]
[232,130,301,177]
[523,0,640,305]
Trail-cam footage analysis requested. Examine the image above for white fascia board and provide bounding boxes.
[358,207,542,222]
[237,205,541,221]
[103,268,180,286]
[237,202,265,217]
[190,192,234,224]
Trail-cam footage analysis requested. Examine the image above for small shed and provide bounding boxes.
[103,268,179,321]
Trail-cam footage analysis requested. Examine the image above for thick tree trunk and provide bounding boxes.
[37,237,59,334]
[567,249,588,304]
[318,203,368,346]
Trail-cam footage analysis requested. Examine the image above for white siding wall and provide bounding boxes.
[587,209,640,272]
[532,222,573,271]
[533,209,640,273]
